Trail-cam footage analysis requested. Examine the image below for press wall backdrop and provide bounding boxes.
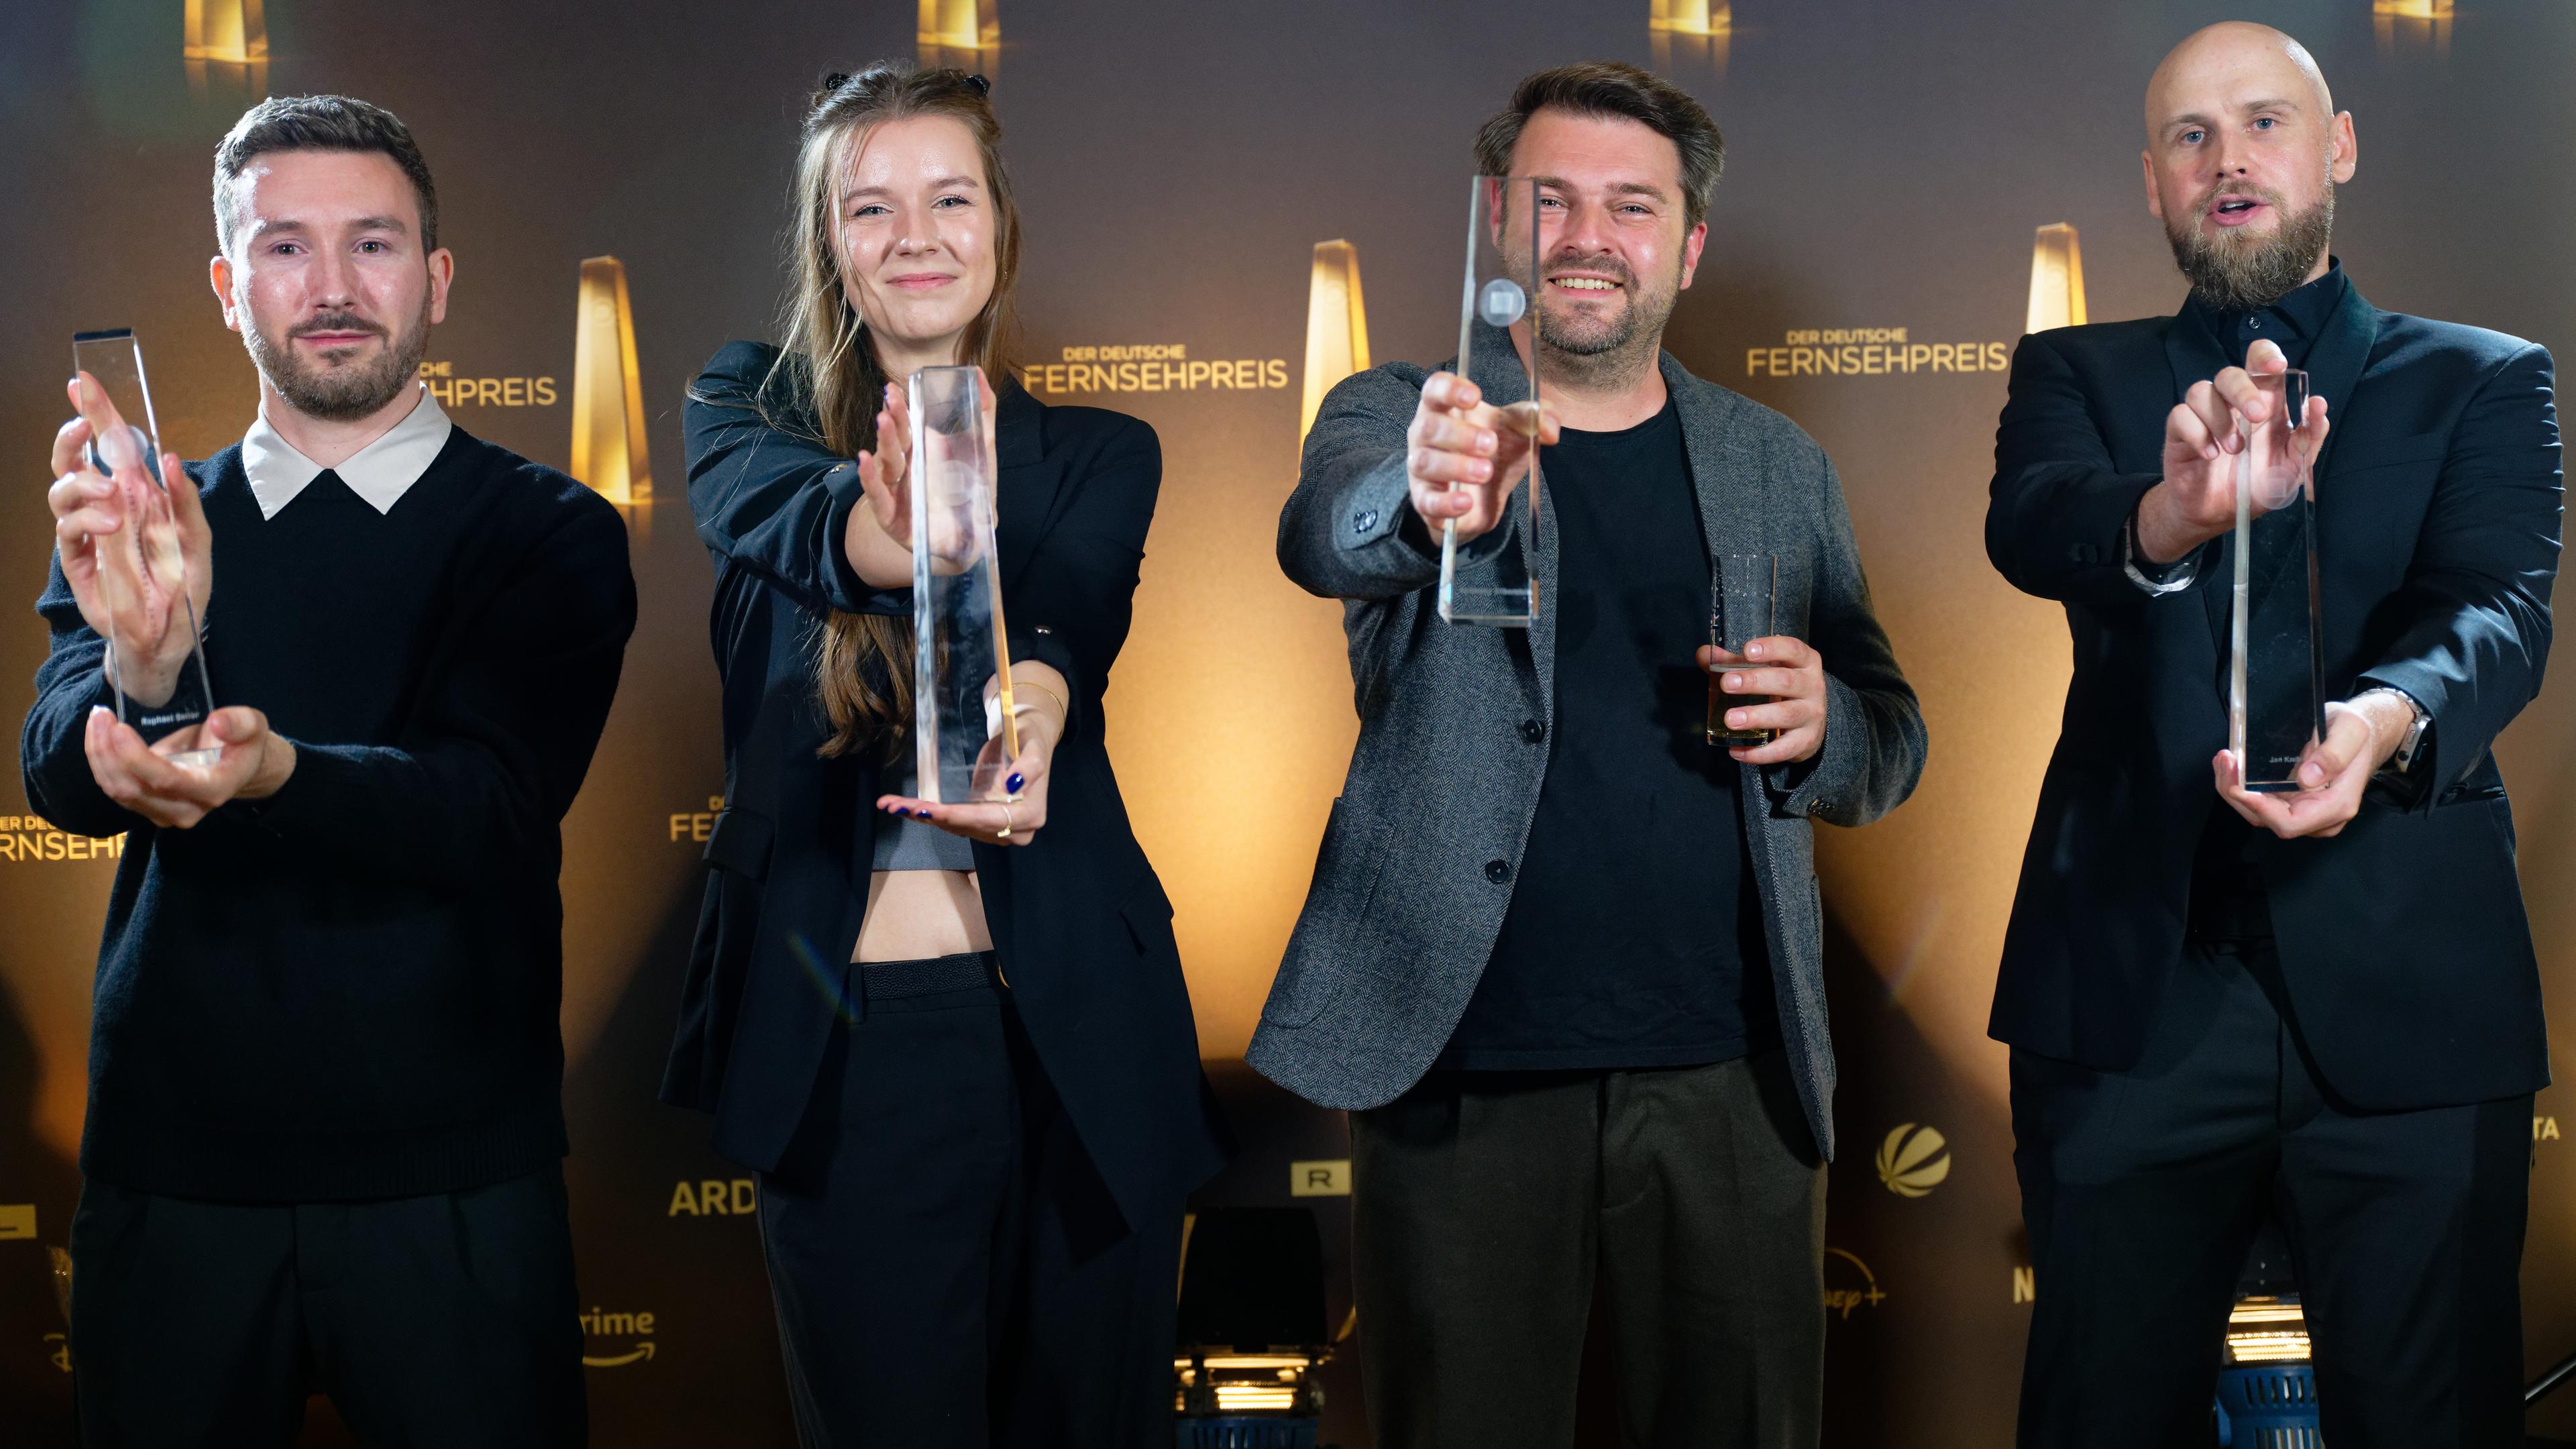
[5,1,2575,1444]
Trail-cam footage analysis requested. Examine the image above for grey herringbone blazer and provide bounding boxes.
[1246,353,1925,1161]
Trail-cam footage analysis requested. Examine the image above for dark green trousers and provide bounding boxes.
[1350,1051,1827,1449]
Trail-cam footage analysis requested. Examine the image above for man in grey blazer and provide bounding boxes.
[1250,61,1925,1449]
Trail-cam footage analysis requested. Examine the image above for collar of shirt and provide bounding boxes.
[2183,258,2348,370]
[239,383,453,521]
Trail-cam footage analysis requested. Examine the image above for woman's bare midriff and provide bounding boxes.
[854,868,993,962]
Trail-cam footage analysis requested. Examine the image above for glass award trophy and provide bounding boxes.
[1707,553,1778,745]
[908,365,1021,805]
[2228,369,2322,792]
[72,329,219,768]
[1438,176,1544,627]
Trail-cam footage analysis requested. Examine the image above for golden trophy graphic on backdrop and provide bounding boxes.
[2373,0,2453,58]
[1649,0,1731,77]
[2026,223,2087,334]
[184,0,270,100]
[1300,240,1369,445]
[919,0,1000,78]
[571,256,651,515]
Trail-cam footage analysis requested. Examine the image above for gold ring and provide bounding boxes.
[997,801,1016,841]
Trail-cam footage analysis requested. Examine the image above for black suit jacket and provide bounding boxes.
[1986,279,2560,1110]
[659,341,1229,1224]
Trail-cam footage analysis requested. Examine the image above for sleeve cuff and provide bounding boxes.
[820,462,911,615]
[2122,513,2202,595]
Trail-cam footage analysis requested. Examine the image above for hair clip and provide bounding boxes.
[820,70,851,93]
[963,73,990,97]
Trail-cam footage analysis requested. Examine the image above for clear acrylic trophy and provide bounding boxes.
[1707,553,1778,745]
[1438,176,1544,627]
[908,366,1021,805]
[72,330,219,768]
[2228,368,2322,792]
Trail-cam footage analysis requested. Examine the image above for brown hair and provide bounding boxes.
[213,94,439,254]
[1472,62,1725,230]
[770,63,1022,759]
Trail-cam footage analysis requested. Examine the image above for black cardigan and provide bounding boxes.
[659,341,1228,1222]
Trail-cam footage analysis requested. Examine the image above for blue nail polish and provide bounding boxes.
[1006,772,1024,793]
[894,806,912,816]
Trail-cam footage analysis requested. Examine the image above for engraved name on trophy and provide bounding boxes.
[72,329,219,768]
[2228,368,2322,792]
[908,365,1020,805]
[1438,176,1544,627]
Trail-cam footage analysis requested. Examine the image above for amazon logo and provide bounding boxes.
[580,1306,657,1368]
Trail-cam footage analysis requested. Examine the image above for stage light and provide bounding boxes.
[2026,223,2087,335]
[2215,1295,2322,1444]
[1300,240,1369,446]
[1175,1209,1330,1448]
[571,257,651,510]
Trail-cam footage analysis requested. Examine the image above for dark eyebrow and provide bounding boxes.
[248,215,409,237]
[1527,174,1673,201]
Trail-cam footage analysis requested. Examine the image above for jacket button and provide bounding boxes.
[1519,718,1544,743]
[1352,508,1379,533]
[1484,859,1511,884]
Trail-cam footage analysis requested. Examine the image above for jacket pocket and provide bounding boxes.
[704,806,774,882]
[1118,871,1178,956]
[1263,797,1381,1029]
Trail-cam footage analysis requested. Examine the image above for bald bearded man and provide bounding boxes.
[1987,23,2557,1447]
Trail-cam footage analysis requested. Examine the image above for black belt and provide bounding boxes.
[856,951,1000,1001]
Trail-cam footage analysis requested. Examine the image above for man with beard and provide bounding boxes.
[1988,23,2557,1446]
[1256,61,1925,1448]
[24,95,633,1444]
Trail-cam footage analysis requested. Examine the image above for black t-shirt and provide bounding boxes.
[1440,396,1777,1071]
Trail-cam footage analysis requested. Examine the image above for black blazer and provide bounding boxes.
[1986,278,2560,1110]
[659,341,1228,1223]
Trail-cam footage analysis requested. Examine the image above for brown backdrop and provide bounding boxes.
[5,1,2574,1444]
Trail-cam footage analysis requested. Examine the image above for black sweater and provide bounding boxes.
[19,427,635,1202]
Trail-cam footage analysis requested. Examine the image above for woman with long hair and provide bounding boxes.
[660,63,1228,1445]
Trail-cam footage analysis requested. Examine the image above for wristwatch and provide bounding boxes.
[2359,686,2431,777]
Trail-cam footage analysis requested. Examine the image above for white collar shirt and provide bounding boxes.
[239,384,453,521]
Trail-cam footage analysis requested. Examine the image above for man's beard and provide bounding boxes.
[244,297,431,422]
[1529,250,1679,380]
[2166,180,2334,313]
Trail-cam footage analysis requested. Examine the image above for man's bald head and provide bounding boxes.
[2139,22,2355,310]
[2147,23,2332,141]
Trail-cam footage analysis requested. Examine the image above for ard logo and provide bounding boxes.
[1823,1248,1888,1320]
[580,1305,657,1367]
[669,1178,757,1217]
[1876,1123,1951,1198]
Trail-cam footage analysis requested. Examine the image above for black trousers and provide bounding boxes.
[755,953,1183,1448]
[1350,1051,1827,1449]
[2010,938,2530,1448]
[67,1168,584,1447]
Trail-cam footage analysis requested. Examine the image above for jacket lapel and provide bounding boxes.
[1667,352,1762,579]
[2302,282,2381,485]
[993,382,1057,592]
